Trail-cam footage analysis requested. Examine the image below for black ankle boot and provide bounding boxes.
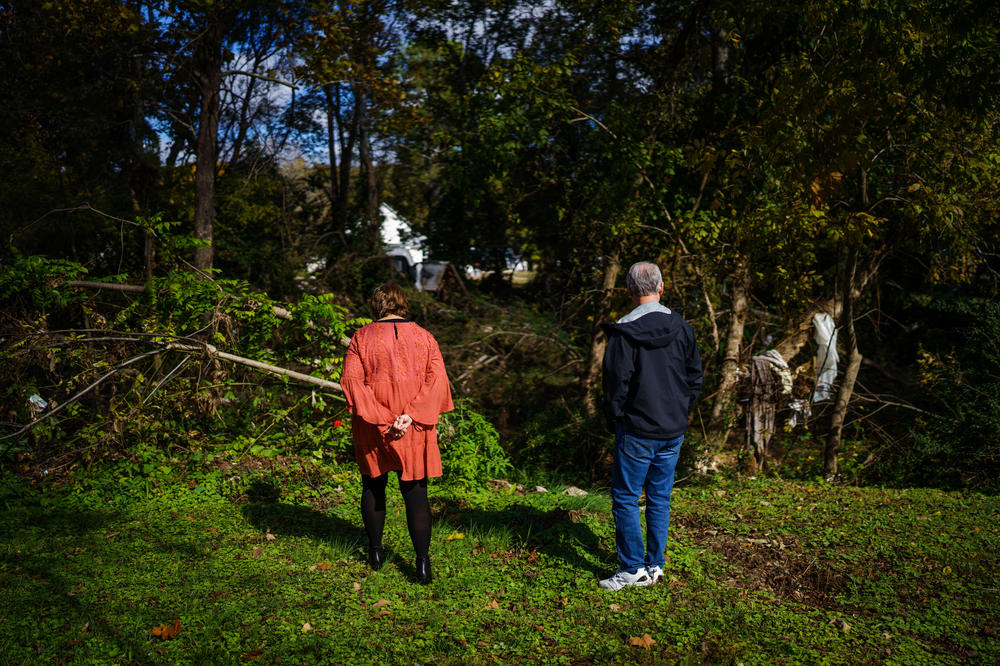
[368,546,384,571]
[415,556,432,584]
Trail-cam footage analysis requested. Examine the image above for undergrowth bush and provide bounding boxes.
[438,399,510,487]
[0,254,508,490]
[899,299,1000,491]
[516,406,611,486]
[0,248,90,309]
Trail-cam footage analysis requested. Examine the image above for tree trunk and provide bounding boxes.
[707,259,750,447]
[356,85,380,250]
[324,82,340,221]
[773,297,839,363]
[338,87,356,232]
[699,270,720,352]
[327,83,358,269]
[712,27,730,89]
[825,245,862,477]
[193,21,223,273]
[824,165,872,477]
[129,135,155,284]
[582,241,623,419]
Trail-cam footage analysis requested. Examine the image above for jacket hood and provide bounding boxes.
[601,311,679,349]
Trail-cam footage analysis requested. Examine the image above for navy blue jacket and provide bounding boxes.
[601,308,702,439]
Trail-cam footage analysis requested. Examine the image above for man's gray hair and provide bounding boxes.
[625,262,663,297]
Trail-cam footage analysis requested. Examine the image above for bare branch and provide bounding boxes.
[568,106,618,138]
[17,204,143,237]
[454,354,501,383]
[221,70,299,89]
[143,356,192,405]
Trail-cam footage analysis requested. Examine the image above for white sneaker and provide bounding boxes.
[599,569,651,591]
[646,566,664,585]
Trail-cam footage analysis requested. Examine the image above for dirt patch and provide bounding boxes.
[685,527,845,608]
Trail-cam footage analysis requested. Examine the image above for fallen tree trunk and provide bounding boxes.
[66,280,147,294]
[165,342,342,392]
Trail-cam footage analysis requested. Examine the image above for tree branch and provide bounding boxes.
[66,281,147,293]
[165,342,342,391]
[63,281,294,320]
[221,70,299,89]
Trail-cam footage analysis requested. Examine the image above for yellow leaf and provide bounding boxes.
[629,633,656,649]
[150,620,182,640]
[446,531,466,541]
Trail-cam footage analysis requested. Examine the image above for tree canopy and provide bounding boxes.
[2,0,999,487]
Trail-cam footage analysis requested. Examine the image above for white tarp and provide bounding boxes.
[812,312,838,401]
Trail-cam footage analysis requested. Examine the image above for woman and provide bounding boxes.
[340,282,453,584]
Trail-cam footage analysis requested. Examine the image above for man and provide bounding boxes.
[599,261,702,590]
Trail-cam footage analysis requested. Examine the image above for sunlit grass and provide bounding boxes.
[1,463,997,664]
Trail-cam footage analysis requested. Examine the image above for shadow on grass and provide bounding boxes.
[239,480,364,555]
[241,502,361,541]
[237,480,614,577]
[0,504,132,660]
[0,481,123,524]
[239,480,442,582]
[432,498,614,577]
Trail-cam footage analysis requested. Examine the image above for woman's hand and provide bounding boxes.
[388,413,413,439]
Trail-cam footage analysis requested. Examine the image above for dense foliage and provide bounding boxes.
[1,0,999,489]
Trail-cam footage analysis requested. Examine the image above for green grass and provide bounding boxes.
[1,461,998,664]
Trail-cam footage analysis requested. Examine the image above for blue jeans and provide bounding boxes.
[611,427,684,571]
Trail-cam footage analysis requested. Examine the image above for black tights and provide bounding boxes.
[360,473,431,558]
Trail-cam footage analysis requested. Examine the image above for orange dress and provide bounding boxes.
[341,320,454,480]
